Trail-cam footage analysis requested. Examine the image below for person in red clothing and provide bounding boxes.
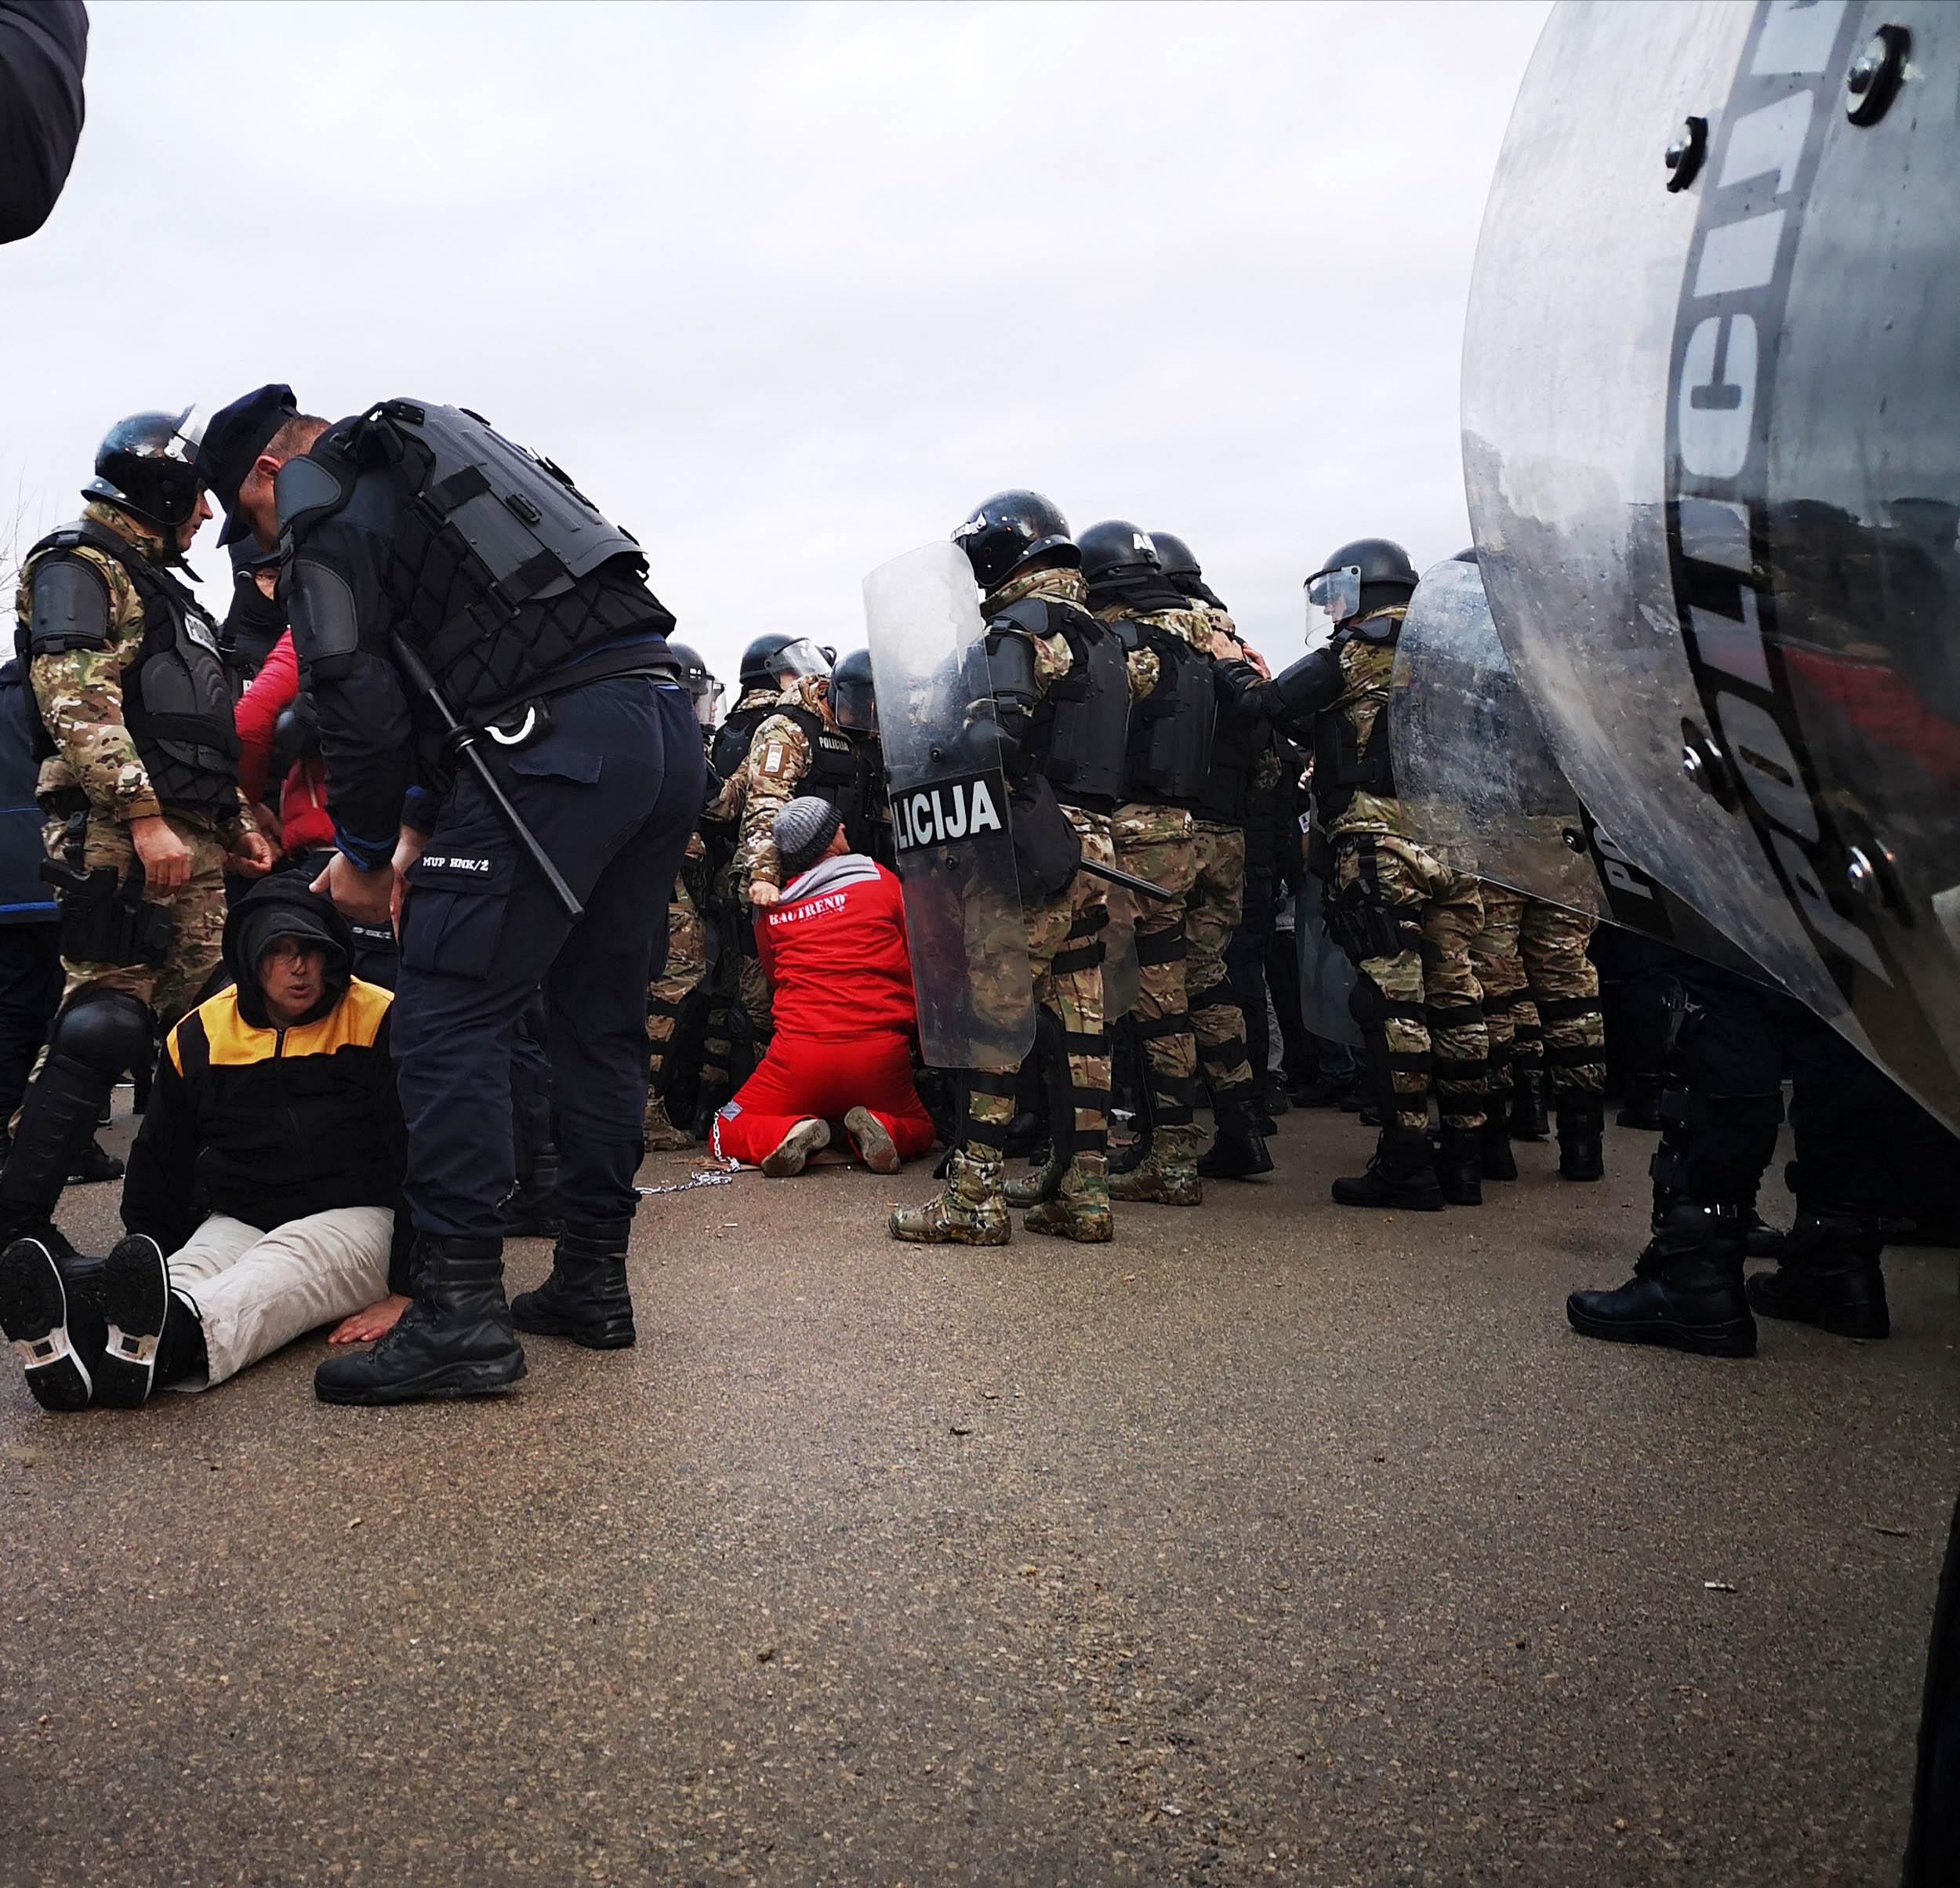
[711,797,936,1176]
[234,627,336,860]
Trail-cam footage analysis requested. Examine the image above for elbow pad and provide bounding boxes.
[287,554,361,683]
[27,557,111,654]
[1270,646,1343,722]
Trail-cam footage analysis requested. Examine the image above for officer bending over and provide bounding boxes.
[212,387,704,1406]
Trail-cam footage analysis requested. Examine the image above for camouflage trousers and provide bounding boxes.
[1472,887,1603,1100]
[48,809,228,1026]
[1111,802,1200,1151]
[1188,819,1254,1104]
[646,876,710,1084]
[1331,830,1486,1133]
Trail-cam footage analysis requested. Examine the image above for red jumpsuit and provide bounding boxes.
[710,855,936,1167]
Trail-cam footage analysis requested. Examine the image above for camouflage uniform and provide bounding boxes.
[1518,895,1603,1099]
[1100,602,1213,1204]
[893,565,1116,1245]
[1322,617,1487,1135]
[1184,600,1257,1109]
[1469,881,1529,1116]
[645,833,710,1149]
[733,676,837,900]
[16,502,254,1025]
[703,705,774,1049]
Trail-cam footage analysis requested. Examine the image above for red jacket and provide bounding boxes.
[755,855,917,1043]
[235,630,336,856]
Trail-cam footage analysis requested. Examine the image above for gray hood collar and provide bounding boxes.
[779,852,880,905]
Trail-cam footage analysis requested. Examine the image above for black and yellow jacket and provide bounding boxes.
[121,877,411,1280]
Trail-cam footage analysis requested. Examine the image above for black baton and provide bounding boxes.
[1079,856,1177,903]
[392,637,585,923]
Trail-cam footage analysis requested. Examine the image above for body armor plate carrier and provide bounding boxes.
[1312,627,1396,826]
[993,597,1130,811]
[21,520,240,814]
[1114,615,1215,807]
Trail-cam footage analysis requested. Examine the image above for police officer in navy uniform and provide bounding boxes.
[208,387,704,1406]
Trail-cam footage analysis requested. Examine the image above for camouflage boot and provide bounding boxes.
[643,1087,694,1152]
[1023,1157,1114,1243]
[1106,1127,1203,1207]
[888,1148,1011,1246]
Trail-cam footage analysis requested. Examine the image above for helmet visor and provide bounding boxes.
[1304,565,1361,644]
[692,677,725,728]
[832,677,877,736]
[171,403,210,468]
[770,637,829,684]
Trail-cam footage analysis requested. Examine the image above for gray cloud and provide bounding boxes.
[6,0,1550,684]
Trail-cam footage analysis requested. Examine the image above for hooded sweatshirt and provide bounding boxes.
[753,851,917,1043]
[121,877,410,1270]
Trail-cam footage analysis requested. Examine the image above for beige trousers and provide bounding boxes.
[168,1207,394,1389]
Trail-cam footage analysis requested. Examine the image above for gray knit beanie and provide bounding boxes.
[773,796,845,880]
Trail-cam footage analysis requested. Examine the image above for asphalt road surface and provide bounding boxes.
[2,1106,1954,1887]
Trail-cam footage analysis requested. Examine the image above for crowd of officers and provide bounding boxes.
[4,408,1947,1411]
[665,496,1609,1240]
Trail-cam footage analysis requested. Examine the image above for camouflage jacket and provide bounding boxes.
[1323,608,1406,842]
[14,501,252,834]
[1093,598,1214,701]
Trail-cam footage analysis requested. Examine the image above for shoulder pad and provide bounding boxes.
[984,622,1040,700]
[984,595,1051,638]
[27,554,113,653]
[287,554,361,678]
[1105,615,1140,652]
[275,451,354,542]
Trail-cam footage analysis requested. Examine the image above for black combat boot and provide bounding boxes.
[1747,1207,1889,1339]
[1509,1067,1549,1141]
[1433,1125,1484,1206]
[1557,1096,1606,1182]
[510,1219,635,1349]
[1198,1094,1274,1180]
[503,1144,563,1239]
[1331,1127,1444,1211]
[0,1233,106,1412]
[314,1235,525,1405]
[1566,1202,1755,1357]
[1616,1074,1665,1131]
[96,1233,208,1407]
[1479,1112,1518,1182]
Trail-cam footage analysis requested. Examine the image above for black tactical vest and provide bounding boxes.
[1116,616,1216,808]
[1196,687,1265,830]
[23,521,240,813]
[1310,627,1396,824]
[710,700,775,783]
[994,597,1130,811]
[847,739,894,867]
[285,401,673,717]
[777,704,861,815]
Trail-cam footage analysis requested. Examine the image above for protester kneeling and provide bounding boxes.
[0,880,412,1411]
[713,798,935,1177]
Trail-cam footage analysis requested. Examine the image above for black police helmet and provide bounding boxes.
[1149,529,1202,584]
[84,406,209,531]
[1313,536,1418,592]
[952,490,1078,592]
[667,638,712,693]
[830,648,877,738]
[1077,520,1163,584]
[738,632,826,695]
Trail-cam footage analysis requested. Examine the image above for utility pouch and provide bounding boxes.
[1326,881,1406,963]
[40,859,174,968]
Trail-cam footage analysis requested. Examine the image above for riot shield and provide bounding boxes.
[862,542,1035,1072]
[1390,557,1600,916]
[1294,872,1362,1049]
[1102,885,1140,1019]
[1465,0,1960,1131]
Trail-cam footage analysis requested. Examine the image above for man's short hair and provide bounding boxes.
[266,414,329,460]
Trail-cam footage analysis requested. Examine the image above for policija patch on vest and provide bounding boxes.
[889,770,1007,855]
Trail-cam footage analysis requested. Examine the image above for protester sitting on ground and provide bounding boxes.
[0,877,413,1411]
[711,797,935,1177]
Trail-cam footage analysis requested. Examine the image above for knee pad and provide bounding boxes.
[49,990,153,1079]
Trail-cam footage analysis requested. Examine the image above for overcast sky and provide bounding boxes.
[7,0,1551,684]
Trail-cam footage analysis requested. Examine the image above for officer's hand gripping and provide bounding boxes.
[311,851,397,928]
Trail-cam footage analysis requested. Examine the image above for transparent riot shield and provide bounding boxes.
[1102,886,1140,1019]
[1390,557,1599,916]
[862,542,1036,1072]
[1465,0,1960,1131]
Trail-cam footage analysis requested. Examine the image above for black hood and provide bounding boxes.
[222,876,354,1029]
[1087,566,1189,617]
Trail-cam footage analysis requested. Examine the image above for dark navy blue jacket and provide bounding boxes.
[0,659,56,928]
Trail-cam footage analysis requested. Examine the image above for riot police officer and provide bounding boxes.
[737,648,869,910]
[1080,521,1219,1207]
[891,490,1130,1244]
[0,408,276,1411]
[1213,537,1490,1210]
[1150,529,1274,1180]
[827,648,892,867]
[213,389,703,1406]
